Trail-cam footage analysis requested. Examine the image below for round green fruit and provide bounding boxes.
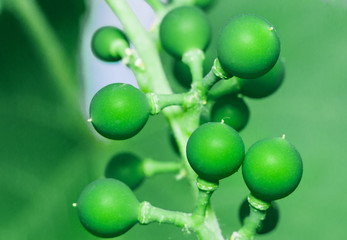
[91,26,129,62]
[77,178,139,238]
[238,58,285,98]
[242,138,303,201]
[90,83,150,140]
[239,198,279,234]
[217,14,280,79]
[186,122,245,182]
[105,152,145,189]
[194,0,214,8]
[160,6,211,58]
[211,95,249,131]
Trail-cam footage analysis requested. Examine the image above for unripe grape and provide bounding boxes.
[77,179,139,238]
[217,14,280,79]
[91,26,129,62]
[160,6,211,58]
[105,152,145,189]
[242,137,303,201]
[211,95,249,131]
[238,59,285,98]
[186,122,245,182]
[90,83,150,140]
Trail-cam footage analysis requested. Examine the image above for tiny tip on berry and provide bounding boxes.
[282,134,286,139]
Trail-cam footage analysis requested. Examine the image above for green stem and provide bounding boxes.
[147,92,188,114]
[208,77,241,99]
[138,201,224,240]
[106,0,168,93]
[203,69,220,90]
[142,158,182,177]
[139,201,193,227]
[182,49,205,86]
[231,195,271,240]
[6,0,78,105]
[192,178,219,219]
[105,2,224,239]
[232,207,267,240]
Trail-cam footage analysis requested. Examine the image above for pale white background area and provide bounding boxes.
[81,0,155,112]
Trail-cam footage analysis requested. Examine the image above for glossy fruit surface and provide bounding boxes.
[159,6,211,58]
[105,152,145,189]
[91,26,129,62]
[77,178,139,238]
[90,83,150,140]
[239,198,279,234]
[217,14,280,79]
[238,59,285,98]
[186,122,245,181]
[211,94,249,131]
[242,138,303,201]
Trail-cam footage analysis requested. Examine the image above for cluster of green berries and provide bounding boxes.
[77,2,303,239]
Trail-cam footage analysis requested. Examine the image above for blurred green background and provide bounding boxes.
[1,0,346,239]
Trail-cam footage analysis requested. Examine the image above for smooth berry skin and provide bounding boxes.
[91,26,129,62]
[186,122,245,182]
[239,198,279,234]
[77,179,139,238]
[105,152,145,189]
[217,14,280,79]
[90,83,150,140]
[159,6,211,58]
[242,138,303,202]
[211,95,250,131]
[238,59,285,98]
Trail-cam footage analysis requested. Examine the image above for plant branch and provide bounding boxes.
[142,158,182,177]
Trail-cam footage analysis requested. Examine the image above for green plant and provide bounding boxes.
[0,0,303,239]
[73,1,303,240]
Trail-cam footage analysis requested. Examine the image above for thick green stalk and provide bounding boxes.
[106,0,169,93]
[104,1,224,239]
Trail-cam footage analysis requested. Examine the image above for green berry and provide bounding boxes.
[90,83,150,140]
[105,152,145,189]
[91,26,129,62]
[239,198,279,234]
[160,6,211,58]
[211,95,249,131]
[238,58,285,98]
[186,122,245,182]
[194,0,214,8]
[77,179,139,238]
[242,138,303,201]
[217,14,280,79]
